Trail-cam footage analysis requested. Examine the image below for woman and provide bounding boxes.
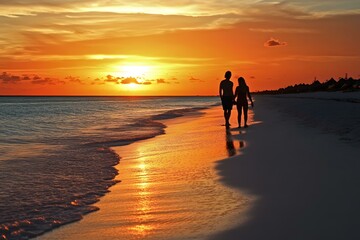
[234,77,254,128]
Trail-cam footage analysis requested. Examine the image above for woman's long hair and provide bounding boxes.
[238,77,247,89]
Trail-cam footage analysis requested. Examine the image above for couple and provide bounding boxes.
[219,71,254,129]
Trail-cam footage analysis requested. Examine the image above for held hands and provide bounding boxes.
[251,101,254,107]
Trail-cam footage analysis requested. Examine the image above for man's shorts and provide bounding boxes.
[221,96,233,110]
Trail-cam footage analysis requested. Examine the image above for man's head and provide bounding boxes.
[224,71,232,80]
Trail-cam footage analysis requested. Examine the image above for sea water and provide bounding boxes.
[0,96,218,239]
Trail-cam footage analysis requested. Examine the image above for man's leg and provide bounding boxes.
[227,110,231,125]
[225,109,231,127]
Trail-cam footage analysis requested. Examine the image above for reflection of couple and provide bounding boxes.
[219,71,254,129]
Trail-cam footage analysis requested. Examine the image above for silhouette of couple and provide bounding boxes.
[219,71,254,129]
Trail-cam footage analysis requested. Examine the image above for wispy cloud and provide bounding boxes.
[263,55,360,63]
[2,1,359,17]
[249,28,315,33]
[1,1,359,58]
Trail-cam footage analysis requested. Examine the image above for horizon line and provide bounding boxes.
[0,95,219,97]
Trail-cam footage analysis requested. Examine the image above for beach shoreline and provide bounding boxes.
[37,92,360,240]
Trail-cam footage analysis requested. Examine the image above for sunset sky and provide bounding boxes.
[1,0,359,95]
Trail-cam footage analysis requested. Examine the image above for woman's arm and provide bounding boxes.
[234,87,238,103]
[247,86,254,107]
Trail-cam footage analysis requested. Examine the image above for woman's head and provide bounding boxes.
[238,77,246,86]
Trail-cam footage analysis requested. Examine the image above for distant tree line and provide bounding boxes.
[256,77,360,94]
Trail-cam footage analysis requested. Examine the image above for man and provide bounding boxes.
[219,71,234,128]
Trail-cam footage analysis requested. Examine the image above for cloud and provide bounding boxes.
[156,78,167,84]
[264,38,287,47]
[96,75,153,85]
[102,75,155,85]
[0,72,75,85]
[91,77,105,85]
[104,75,120,84]
[32,77,62,85]
[0,72,21,84]
[121,77,139,84]
[65,75,84,84]
[189,76,199,81]
[0,72,63,85]
[189,76,205,82]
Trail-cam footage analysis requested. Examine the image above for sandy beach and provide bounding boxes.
[38,92,360,240]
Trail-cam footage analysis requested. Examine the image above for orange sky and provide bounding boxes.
[1,1,360,95]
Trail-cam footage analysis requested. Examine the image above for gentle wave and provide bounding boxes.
[151,107,207,120]
[0,98,215,240]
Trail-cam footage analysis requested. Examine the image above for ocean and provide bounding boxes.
[0,96,218,240]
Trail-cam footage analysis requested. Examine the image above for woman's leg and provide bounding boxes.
[243,104,248,127]
[237,105,242,128]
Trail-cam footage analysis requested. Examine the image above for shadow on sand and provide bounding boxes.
[213,109,360,240]
[225,128,245,157]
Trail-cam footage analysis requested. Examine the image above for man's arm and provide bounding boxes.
[219,82,223,98]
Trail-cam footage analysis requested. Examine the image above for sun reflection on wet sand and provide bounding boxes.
[129,157,154,237]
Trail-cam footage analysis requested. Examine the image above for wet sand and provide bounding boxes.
[38,107,252,240]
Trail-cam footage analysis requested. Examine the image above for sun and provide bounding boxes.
[127,82,140,90]
[120,65,150,78]
[109,63,162,92]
